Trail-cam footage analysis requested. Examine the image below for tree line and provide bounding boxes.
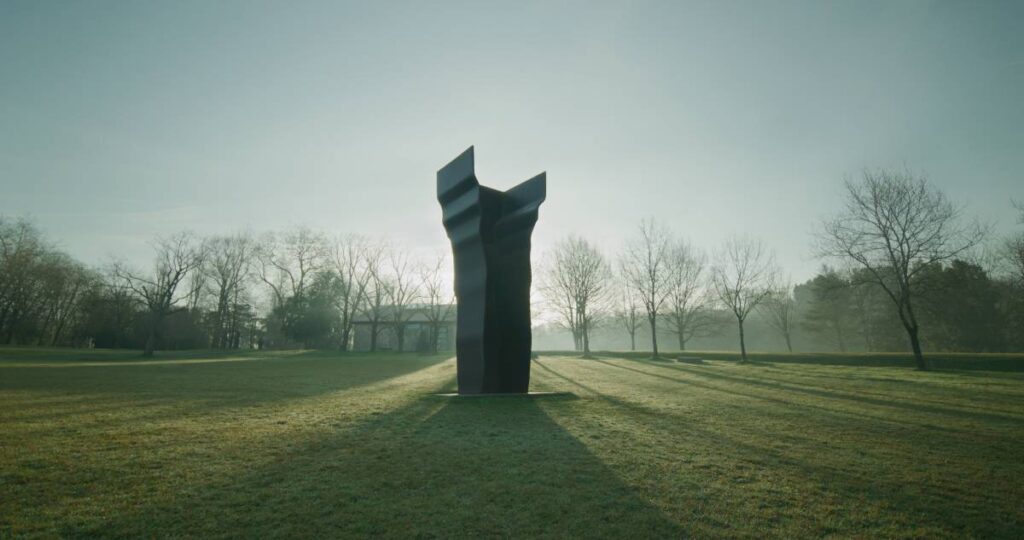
[539,169,1023,369]
[0,222,454,356]
[3,168,1022,367]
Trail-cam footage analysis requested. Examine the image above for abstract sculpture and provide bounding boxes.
[437,147,546,394]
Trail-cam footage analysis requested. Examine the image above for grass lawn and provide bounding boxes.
[2,348,1023,538]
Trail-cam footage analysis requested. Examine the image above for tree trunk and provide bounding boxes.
[629,331,636,351]
[369,321,378,352]
[907,324,928,370]
[340,326,351,352]
[784,332,793,353]
[649,313,659,358]
[678,326,686,352]
[143,325,156,357]
[738,317,747,362]
[582,325,591,357]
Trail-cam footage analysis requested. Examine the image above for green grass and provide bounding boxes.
[2,348,1023,538]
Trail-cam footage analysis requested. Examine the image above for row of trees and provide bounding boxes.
[0,220,455,356]
[3,169,1021,366]
[539,169,1021,369]
[254,230,454,354]
[540,223,781,361]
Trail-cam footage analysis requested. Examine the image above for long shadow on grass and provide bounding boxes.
[68,379,687,538]
[596,351,1024,372]
[613,358,1024,425]
[0,352,452,421]
[536,360,1024,537]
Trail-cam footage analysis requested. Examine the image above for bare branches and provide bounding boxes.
[203,233,256,349]
[328,235,373,350]
[758,280,796,353]
[419,253,455,354]
[713,236,778,321]
[817,169,987,369]
[255,227,328,308]
[619,218,674,357]
[540,236,613,356]
[112,232,205,356]
[384,246,422,352]
[712,235,779,361]
[614,284,644,352]
[663,240,718,351]
[1003,199,1024,287]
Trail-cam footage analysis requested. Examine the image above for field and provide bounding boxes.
[2,348,1023,538]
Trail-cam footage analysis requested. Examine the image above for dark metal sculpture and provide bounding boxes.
[437,147,546,394]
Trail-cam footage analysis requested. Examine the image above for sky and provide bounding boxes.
[2,0,1022,282]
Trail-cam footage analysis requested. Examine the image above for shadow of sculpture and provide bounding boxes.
[77,381,686,538]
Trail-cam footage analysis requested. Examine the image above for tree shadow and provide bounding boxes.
[534,360,1024,538]
[615,358,1024,425]
[69,378,688,538]
[0,352,453,421]
[548,350,1024,372]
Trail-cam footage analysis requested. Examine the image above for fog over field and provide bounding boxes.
[3,1,1022,280]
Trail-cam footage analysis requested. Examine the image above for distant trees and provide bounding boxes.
[0,218,97,346]
[357,244,388,352]
[662,241,719,351]
[818,169,986,369]
[801,268,855,352]
[256,227,328,310]
[1004,200,1024,287]
[113,233,206,357]
[712,236,778,362]
[758,280,797,353]
[276,270,341,348]
[77,275,136,349]
[916,260,1004,352]
[0,218,50,343]
[384,249,421,353]
[614,287,644,352]
[4,174,1019,361]
[203,233,255,349]
[1003,201,1024,350]
[420,254,455,354]
[328,236,372,351]
[620,219,674,358]
[540,236,613,356]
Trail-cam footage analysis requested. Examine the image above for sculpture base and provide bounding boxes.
[432,391,575,399]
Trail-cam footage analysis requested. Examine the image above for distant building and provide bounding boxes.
[351,305,456,352]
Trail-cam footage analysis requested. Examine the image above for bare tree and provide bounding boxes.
[818,169,986,369]
[34,253,93,346]
[329,235,373,351]
[256,227,327,309]
[540,236,613,357]
[759,280,797,353]
[713,236,778,362]
[357,242,387,352]
[1004,199,1024,287]
[384,246,421,352]
[203,233,255,349]
[614,284,644,352]
[620,219,673,358]
[663,240,718,351]
[0,217,48,344]
[419,253,455,354]
[114,233,205,357]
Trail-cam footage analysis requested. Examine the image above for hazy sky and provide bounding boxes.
[2,0,1022,281]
